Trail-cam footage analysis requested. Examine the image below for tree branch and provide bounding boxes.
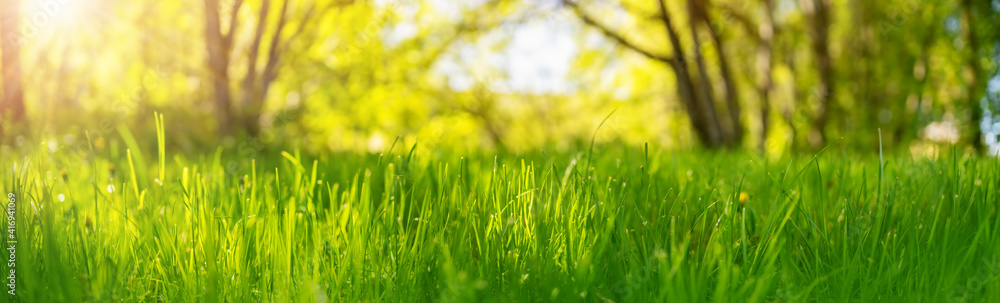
[241,0,270,107]
[281,0,319,52]
[224,0,245,45]
[260,0,290,97]
[563,0,675,67]
[716,2,758,39]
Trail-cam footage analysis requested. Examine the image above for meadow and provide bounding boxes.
[1,0,998,301]
[1,120,998,302]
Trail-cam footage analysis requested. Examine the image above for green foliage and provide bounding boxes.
[4,0,997,152]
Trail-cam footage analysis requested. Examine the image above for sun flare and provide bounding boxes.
[21,0,93,35]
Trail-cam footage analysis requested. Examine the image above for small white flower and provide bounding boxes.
[107,185,115,193]
[58,194,65,202]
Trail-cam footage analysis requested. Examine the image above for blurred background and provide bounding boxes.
[0,0,998,156]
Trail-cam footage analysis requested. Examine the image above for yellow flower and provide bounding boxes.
[738,192,749,205]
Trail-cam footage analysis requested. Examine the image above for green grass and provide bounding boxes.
[1,125,999,302]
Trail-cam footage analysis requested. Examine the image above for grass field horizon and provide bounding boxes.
[1,117,998,302]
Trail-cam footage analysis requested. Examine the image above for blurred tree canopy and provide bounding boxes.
[0,0,998,155]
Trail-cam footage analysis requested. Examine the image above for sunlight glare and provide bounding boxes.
[23,0,90,34]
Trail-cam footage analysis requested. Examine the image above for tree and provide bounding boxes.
[718,0,775,150]
[204,0,335,136]
[204,0,238,135]
[0,0,26,136]
[800,0,834,149]
[960,0,985,152]
[238,0,334,136]
[564,0,743,148]
[755,0,775,151]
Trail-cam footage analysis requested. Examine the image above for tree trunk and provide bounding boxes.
[249,0,290,137]
[801,0,834,149]
[783,38,803,149]
[907,31,934,145]
[701,13,742,147]
[239,0,308,137]
[567,0,731,148]
[1,0,26,136]
[756,0,775,151]
[961,0,984,152]
[685,3,726,143]
[204,0,234,136]
[691,0,742,147]
[241,0,272,137]
[658,0,725,148]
